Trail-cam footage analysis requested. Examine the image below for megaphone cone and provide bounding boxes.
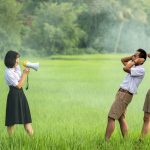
[23,60,39,71]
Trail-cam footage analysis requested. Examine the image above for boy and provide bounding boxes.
[105,49,147,141]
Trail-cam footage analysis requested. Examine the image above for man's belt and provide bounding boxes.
[118,88,133,95]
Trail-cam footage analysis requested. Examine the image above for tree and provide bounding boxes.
[0,0,22,57]
[22,2,87,55]
[113,0,148,53]
[79,0,149,53]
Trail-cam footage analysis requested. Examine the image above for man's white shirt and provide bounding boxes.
[120,65,145,94]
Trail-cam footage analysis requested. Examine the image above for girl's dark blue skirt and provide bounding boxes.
[5,86,32,126]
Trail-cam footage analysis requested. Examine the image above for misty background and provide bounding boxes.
[0,0,150,57]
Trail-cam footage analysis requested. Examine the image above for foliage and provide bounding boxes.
[1,0,150,55]
[0,0,22,57]
[21,2,87,55]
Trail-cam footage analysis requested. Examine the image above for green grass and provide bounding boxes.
[0,54,150,149]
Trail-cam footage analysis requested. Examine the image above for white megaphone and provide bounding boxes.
[23,60,39,71]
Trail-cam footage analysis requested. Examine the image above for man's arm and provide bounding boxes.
[121,55,133,66]
[123,61,135,73]
[123,58,145,73]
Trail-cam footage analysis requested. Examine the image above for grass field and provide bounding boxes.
[0,54,150,149]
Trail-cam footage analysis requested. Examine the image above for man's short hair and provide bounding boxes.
[137,48,147,61]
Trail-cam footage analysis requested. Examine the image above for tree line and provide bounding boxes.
[0,0,150,56]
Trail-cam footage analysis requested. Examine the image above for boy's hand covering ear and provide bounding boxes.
[134,58,145,65]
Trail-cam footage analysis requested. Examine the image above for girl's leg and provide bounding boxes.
[7,125,15,136]
[24,123,33,136]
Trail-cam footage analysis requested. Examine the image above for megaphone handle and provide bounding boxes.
[26,75,29,90]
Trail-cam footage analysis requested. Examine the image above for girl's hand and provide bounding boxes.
[23,68,30,75]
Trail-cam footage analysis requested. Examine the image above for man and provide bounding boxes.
[140,53,150,140]
[105,49,147,141]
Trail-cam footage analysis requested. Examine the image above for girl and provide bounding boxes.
[4,50,33,136]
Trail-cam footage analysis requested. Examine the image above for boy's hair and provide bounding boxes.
[4,50,20,68]
[137,48,147,61]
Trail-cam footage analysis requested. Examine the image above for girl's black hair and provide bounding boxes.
[4,50,20,68]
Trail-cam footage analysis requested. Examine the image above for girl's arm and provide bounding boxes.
[16,68,30,89]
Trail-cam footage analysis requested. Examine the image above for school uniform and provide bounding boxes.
[108,65,145,120]
[5,65,32,126]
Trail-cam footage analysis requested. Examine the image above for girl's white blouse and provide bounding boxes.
[5,65,21,87]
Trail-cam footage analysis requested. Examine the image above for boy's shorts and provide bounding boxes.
[108,90,133,120]
[143,89,150,113]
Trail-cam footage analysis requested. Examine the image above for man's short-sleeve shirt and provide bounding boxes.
[120,65,145,94]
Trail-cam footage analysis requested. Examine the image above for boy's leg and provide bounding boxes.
[118,114,128,138]
[140,89,150,139]
[140,112,150,139]
[105,117,115,141]
[105,91,132,141]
